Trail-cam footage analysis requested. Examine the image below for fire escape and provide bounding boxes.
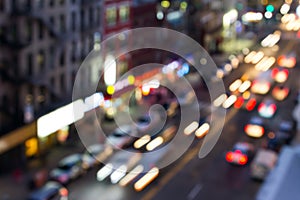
[6,2,70,102]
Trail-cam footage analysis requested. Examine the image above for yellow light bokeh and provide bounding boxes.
[161,0,170,8]
[107,85,115,95]
[127,75,135,85]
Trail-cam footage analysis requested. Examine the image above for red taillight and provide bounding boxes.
[226,152,234,162]
[244,125,249,132]
[246,98,256,111]
[234,97,244,108]
[271,68,279,78]
[258,104,264,112]
[270,104,277,111]
[261,127,265,135]
[239,155,248,165]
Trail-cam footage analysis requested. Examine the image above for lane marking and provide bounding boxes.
[141,108,238,200]
[187,184,203,200]
[141,39,295,200]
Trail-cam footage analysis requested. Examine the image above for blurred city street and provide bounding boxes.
[1,1,300,200]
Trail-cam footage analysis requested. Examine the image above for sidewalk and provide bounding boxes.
[0,142,84,200]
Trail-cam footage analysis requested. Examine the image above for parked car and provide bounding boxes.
[106,125,138,149]
[82,144,113,170]
[49,154,83,184]
[96,151,142,183]
[27,181,68,200]
[225,142,255,165]
[135,112,162,135]
[250,149,278,181]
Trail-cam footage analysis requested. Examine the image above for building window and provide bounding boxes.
[80,10,85,30]
[49,0,54,7]
[38,21,43,39]
[24,20,32,42]
[71,11,76,31]
[60,51,65,66]
[27,53,33,76]
[0,0,4,11]
[60,74,65,92]
[49,46,54,68]
[119,4,130,23]
[71,41,77,62]
[38,86,46,105]
[59,0,65,5]
[89,7,94,26]
[96,7,101,25]
[49,16,55,26]
[60,15,66,33]
[106,6,117,26]
[36,0,43,9]
[37,50,45,72]
[11,23,18,42]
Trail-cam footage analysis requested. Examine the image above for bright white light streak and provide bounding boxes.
[119,165,144,187]
[213,94,227,107]
[261,57,276,71]
[251,51,264,64]
[229,79,242,92]
[195,123,210,138]
[146,137,164,151]
[244,51,257,63]
[238,80,251,93]
[255,56,269,70]
[97,163,113,181]
[134,167,159,192]
[280,4,290,15]
[222,95,237,109]
[110,165,127,184]
[261,34,273,47]
[184,121,199,135]
[134,135,151,149]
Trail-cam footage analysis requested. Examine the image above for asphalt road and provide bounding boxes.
[63,28,300,200]
[2,22,297,200]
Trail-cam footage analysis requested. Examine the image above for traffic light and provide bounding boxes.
[266,4,274,12]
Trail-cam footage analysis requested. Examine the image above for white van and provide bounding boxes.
[250,149,278,181]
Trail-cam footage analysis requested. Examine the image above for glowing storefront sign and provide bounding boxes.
[37,99,85,138]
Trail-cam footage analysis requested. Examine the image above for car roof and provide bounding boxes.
[233,142,253,151]
[59,154,82,165]
[250,116,263,124]
[28,182,61,200]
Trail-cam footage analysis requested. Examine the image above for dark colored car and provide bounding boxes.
[49,154,83,184]
[27,181,67,200]
[225,142,255,165]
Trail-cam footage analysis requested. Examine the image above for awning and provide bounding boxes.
[0,122,36,154]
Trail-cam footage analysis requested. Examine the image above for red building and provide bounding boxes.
[101,0,133,87]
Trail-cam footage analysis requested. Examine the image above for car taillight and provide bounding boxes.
[244,125,249,133]
[270,104,277,111]
[246,98,256,111]
[258,104,264,112]
[225,152,234,162]
[271,68,279,78]
[234,97,244,109]
[239,155,248,165]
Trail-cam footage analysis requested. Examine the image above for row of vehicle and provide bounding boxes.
[224,49,297,181]
[27,143,113,200]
